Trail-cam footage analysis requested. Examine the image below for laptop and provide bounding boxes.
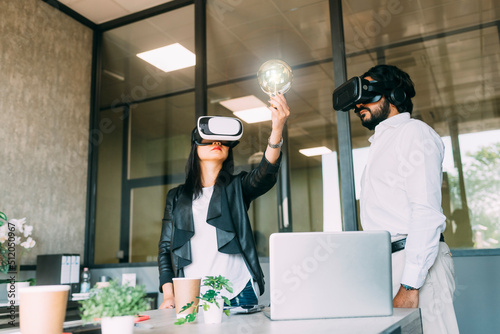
[267,231,393,320]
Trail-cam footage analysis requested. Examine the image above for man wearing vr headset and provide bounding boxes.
[158,93,290,309]
[341,65,458,333]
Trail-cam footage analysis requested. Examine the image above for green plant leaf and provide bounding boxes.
[178,301,193,314]
[0,211,6,226]
[174,306,197,325]
[174,317,187,325]
[78,280,151,323]
[186,309,197,322]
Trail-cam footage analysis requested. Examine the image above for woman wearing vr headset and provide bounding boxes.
[158,93,290,309]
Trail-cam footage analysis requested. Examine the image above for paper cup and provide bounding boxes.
[172,278,201,319]
[19,285,70,334]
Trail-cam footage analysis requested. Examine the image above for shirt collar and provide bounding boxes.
[368,113,410,142]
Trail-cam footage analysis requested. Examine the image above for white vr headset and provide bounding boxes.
[192,116,243,146]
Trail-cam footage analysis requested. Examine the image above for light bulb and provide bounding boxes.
[257,59,293,96]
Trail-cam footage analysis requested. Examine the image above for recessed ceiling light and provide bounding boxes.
[219,95,271,123]
[299,146,333,157]
[137,43,195,73]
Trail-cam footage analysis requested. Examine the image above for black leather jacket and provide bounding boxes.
[158,153,281,295]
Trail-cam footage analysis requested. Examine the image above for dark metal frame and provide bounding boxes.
[84,30,102,267]
[329,0,358,232]
[42,0,97,29]
[277,125,293,232]
[45,0,500,268]
[194,0,208,119]
[118,107,130,263]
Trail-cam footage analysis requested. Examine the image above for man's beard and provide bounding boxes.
[358,98,391,130]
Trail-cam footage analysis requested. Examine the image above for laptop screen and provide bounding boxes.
[268,231,393,320]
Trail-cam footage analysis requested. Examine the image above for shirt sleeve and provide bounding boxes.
[398,122,446,288]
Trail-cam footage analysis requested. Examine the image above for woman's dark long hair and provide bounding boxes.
[183,139,235,199]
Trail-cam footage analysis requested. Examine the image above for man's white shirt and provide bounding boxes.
[360,112,446,288]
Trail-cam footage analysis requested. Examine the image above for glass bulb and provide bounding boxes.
[257,59,293,96]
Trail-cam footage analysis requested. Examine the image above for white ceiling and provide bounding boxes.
[59,0,173,24]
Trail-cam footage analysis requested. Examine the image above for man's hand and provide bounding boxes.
[393,285,419,308]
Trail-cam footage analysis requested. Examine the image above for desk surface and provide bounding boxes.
[0,307,422,334]
[133,308,422,334]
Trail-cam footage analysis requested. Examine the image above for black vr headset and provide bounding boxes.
[191,116,243,148]
[332,76,407,111]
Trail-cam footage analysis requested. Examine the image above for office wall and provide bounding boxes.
[0,0,92,265]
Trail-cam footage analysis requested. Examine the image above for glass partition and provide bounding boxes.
[207,0,332,83]
[94,4,195,264]
[129,94,195,179]
[127,93,195,263]
[207,0,339,255]
[94,108,124,264]
[92,0,500,266]
[130,184,180,263]
[100,5,195,109]
[343,0,500,249]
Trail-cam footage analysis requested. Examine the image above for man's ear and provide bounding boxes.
[388,100,400,117]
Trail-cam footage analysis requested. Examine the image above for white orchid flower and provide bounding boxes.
[21,237,36,249]
[23,225,33,237]
[9,218,26,233]
[1,217,36,252]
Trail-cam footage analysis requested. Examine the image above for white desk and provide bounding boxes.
[133,308,422,334]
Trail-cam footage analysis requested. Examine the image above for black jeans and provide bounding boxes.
[230,280,258,306]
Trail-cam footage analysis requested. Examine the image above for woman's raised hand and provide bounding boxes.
[268,93,290,133]
[265,93,291,164]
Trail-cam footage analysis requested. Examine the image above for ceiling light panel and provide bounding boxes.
[219,95,271,124]
[299,146,332,157]
[137,43,195,73]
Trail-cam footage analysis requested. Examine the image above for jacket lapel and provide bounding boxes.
[206,183,222,221]
[207,184,238,252]
[207,185,234,232]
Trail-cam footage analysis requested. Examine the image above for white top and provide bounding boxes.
[183,186,253,299]
[359,113,446,288]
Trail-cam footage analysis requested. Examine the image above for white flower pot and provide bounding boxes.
[6,282,30,305]
[101,315,134,334]
[203,298,224,324]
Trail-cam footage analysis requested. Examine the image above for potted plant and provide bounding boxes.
[79,280,151,334]
[175,275,233,325]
